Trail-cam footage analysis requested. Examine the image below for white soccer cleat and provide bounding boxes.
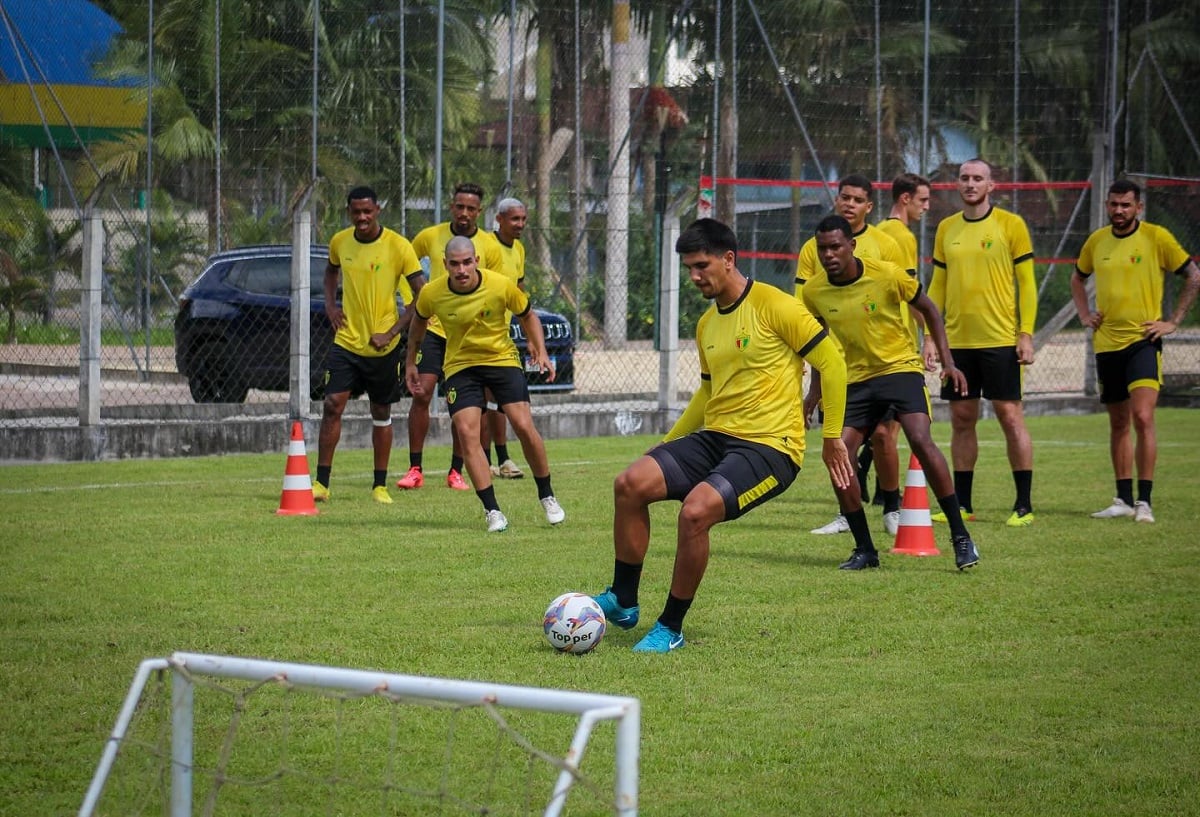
[883,510,901,536]
[810,514,850,535]
[498,459,525,479]
[541,496,566,525]
[1133,500,1155,524]
[485,509,509,533]
[1091,498,1135,519]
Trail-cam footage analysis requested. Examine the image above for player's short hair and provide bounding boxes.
[452,182,485,202]
[496,197,526,215]
[838,174,873,195]
[1108,178,1142,200]
[347,186,377,204]
[445,235,476,258]
[815,214,854,239]
[960,157,994,177]
[892,172,930,201]
[676,218,738,260]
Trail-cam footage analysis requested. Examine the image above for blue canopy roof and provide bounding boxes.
[0,0,125,85]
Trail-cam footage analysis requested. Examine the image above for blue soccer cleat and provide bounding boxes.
[592,587,639,630]
[632,621,685,654]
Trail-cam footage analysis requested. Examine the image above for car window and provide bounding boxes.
[225,253,329,296]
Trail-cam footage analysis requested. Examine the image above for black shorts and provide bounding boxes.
[443,366,530,416]
[415,332,447,379]
[941,346,1023,401]
[845,372,931,430]
[1096,339,1162,403]
[322,343,404,405]
[649,430,798,522]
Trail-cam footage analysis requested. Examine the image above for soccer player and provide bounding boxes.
[926,158,1038,527]
[404,236,564,533]
[1071,178,1200,523]
[482,197,529,481]
[796,174,912,538]
[592,218,855,653]
[313,186,423,504]
[399,182,505,492]
[802,215,979,571]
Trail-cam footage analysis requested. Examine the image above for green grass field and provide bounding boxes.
[3,410,1199,816]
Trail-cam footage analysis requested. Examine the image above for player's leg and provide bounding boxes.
[935,348,982,520]
[362,345,403,503]
[1090,346,1135,516]
[493,368,563,524]
[873,418,902,532]
[314,346,360,500]
[1127,340,1163,521]
[833,424,879,570]
[399,334,444,489]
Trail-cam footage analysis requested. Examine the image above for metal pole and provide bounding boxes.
[434,0,445,222]
[311,0,319,223]
[399,0,407,234]
[1013,0,1020,211]
[214,0,222,249]
[710,0,721,211]
[144,0,154,379]
[874,0,882,206]
[505,0,516,187]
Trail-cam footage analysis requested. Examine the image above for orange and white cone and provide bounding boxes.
[892,453,939,556]
[276,421,319,516]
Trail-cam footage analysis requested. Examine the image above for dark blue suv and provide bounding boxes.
[174,245,576,403]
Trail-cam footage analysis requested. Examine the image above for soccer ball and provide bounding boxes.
[543,592,606,654]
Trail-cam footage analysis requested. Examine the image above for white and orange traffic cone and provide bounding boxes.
[892,453,939,556]
[276,421,319,516]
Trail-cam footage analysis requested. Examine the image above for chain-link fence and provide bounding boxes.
[2,0,1198,454]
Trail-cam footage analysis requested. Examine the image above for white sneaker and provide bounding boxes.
[541,496,566,525]
[810,514,850,535]
[1133,500,1155,523]
[485,509,509,533]
[1091,498,1135,519]
[498,459,525,479]
[489,464,501,477]
[883,511,901,536]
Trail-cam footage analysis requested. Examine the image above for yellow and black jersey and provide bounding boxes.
[930,205,1036,348]
[1077,220,1192,353]
[801,257,924,384]
[328,226,421,357]
[410,224,505,339]
[668,280,847,468]
[493,233,526,288]
[876,217,922,351]
[413,268,528,379]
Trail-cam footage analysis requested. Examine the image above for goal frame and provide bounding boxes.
[79,651,640,817]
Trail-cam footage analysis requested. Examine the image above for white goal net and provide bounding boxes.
[79,653,640,817]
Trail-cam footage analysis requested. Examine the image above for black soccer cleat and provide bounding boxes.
[952,534,980,570]
[839,549,880,571]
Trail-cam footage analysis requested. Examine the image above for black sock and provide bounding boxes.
[881,488,901,514]
[1137,479,1153,505]
[450,455,464,473]
[857,444,873,502]
[1116,478,1134,505]
[935,493,970,539]
[1012,470,1033,513]
[476,485,499,512]
[953,470,975,513]
[484,449,492,466]
[612,559,643,609]
[845,508,876,552]
[409,452,423,469]
[495,444,510,463]
[316,465,331,487]
[534,474,554,500]
[373,469,386,489]
[659,593,693,634]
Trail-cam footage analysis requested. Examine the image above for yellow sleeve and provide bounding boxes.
[663,377,711,441]
[1015,257,1037,336]
[801,335,847,438]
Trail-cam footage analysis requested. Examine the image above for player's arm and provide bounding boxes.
[800,333,853,490]
[923,261,947,370]
[1070,269,1101,330]
[323,261,344,331]
[911,291,966,396]
[1145,260,1200,341]
[1014,255,1037,364]
[663,376,710,442]
[516,302,554,381]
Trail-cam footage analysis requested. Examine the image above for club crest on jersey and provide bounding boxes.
[446,387,457,405]
[1129,252,1143,264]
[735,335,751,350]
[862,298,877,315]
[979,236,994,250]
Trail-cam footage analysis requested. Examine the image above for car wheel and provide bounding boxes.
[187,343,249,403]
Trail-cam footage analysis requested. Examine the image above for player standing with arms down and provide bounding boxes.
[926,158,1038,527]
[405,236,564,533]
[313,186,423,504]
[803,215,979,571]
[1072,178,1200,523]
[399,182,506,492]
[592,218,854,653]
